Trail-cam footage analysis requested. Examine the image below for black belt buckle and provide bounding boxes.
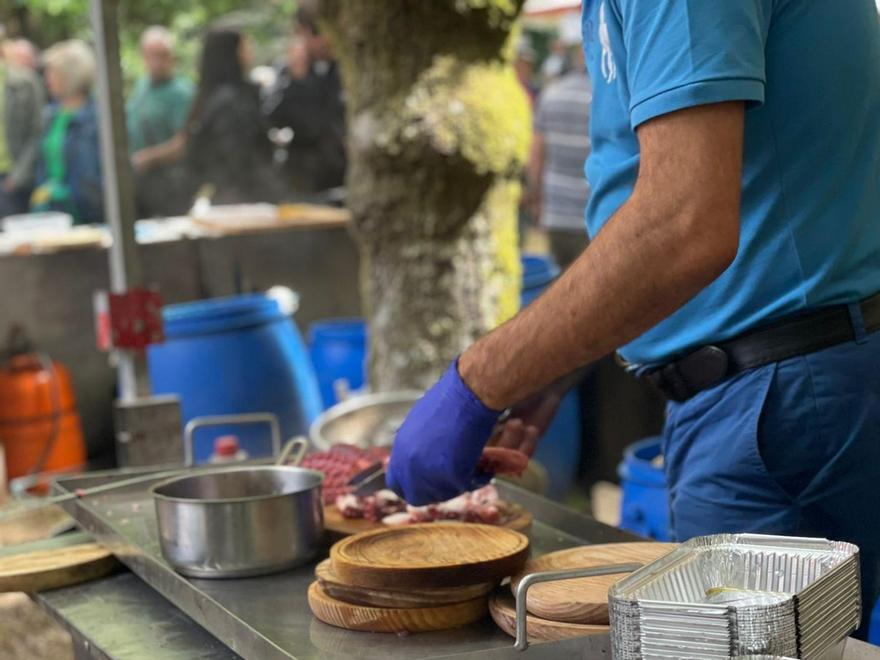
[650,345,729,401]
[676,345,729,398]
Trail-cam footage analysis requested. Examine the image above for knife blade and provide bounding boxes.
[346,462,388,497]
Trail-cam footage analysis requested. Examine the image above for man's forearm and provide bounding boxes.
[459,103,744,410]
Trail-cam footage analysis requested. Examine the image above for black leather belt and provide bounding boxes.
[644,292,880,402]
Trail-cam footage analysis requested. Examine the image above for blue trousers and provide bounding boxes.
[663,320,880,637]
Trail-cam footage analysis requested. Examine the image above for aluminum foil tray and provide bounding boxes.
[609,534,860,659]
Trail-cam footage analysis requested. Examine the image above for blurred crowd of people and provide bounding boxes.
[0,8,346,225]
[1,9,589,243]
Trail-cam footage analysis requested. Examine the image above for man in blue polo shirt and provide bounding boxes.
[388,0,880,633]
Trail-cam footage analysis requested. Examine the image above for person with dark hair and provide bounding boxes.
[264,8,346,197]
[186,27,277,204]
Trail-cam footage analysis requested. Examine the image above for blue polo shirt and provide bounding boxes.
[582,0,880,365]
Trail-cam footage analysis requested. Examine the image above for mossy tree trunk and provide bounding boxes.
[309,0,530,391]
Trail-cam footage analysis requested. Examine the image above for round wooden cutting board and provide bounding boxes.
[0,542,118,592]
[323,503,533,537]
[489,592,608,642]
[308,581,488,633]
[315,559,493,608]
[510,542,676,624]
[331,523,530,590]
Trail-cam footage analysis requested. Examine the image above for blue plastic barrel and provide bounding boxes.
[520,254,580,501]
[618,437,672,540]
[869,598,880,645]
[147,294,323,464]
[308,319,367,408]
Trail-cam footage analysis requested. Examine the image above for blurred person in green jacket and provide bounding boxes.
[31,40,103,224]
[0,24,45,219]
[127,26,194,217]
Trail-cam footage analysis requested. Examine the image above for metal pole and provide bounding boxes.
[89,0,142,401]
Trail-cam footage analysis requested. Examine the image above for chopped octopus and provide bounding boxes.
[300,445,390,505]
[302,444,528,526]
[334,484,511,527]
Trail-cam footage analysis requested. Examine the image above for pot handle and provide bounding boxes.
[513,562,644,652]
[183,413,281,466]
[276,436,309,467]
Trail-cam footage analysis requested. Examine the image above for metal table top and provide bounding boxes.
[35,572,241,660]
[50,468,633,659]
[45,468,880,660]
[35,571,880,660]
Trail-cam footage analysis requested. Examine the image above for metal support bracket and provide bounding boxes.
[514,562,644,652]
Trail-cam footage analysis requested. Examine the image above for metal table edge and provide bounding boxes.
[48,471,635,659]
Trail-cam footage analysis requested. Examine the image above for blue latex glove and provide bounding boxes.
[387,359,502,505]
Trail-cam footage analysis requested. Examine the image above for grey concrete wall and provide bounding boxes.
[0,226,361,463]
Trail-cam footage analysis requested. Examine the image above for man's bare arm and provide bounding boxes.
[460,102,745,409]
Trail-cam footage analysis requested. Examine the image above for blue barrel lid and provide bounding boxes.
[162,294,286,337]
[618,436,666,487]
[522,254,561,290]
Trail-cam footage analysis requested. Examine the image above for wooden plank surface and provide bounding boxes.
[193,204,351,234]
[0,504,74,547]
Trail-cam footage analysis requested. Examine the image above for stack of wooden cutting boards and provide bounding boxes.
[308,523,530,633]
[490,542,677,642]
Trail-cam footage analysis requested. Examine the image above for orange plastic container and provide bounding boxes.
[0,354,86,480]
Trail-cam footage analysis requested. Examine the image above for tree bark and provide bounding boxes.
[311,0,530,391]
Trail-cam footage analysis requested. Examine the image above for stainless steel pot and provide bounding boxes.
[151,438,323,578]
[308,390,422,451]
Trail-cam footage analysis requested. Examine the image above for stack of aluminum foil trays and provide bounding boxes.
[608,534,860,659]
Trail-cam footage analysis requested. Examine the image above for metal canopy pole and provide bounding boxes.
[88,0,184,467]
[89,0,142,402]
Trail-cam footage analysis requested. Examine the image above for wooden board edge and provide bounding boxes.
[0,547,119,593]
[332,542,529,591]
[307,581,489,633]
[488,591,610,642]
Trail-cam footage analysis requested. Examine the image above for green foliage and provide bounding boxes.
[3,0,297,85]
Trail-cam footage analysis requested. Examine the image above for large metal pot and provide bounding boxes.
[308,390,422,451]
[151,440,323,578]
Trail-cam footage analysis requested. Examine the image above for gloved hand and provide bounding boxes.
[387,359,502,505]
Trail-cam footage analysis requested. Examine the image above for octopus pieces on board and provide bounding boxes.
[300,445,391,505]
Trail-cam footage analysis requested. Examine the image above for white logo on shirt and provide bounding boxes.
[599,1,617,84]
